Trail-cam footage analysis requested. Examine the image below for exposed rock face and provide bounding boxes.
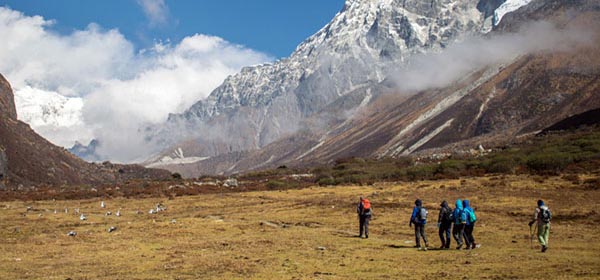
[0,74,171,187]
[0,74,17,120]
[0,148,7,189]
[147,0,498,162]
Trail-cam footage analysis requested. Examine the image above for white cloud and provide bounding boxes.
[0,6,272,162]
[393,21,593,92]
[136,0,169,27]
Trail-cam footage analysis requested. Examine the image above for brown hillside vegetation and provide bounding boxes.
[1,174,599,279]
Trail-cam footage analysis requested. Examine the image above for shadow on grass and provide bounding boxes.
[385,244,417,249]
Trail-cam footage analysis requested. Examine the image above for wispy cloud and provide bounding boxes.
[0,6,273,162]
[136,0,170,27]
[393,21,593,92]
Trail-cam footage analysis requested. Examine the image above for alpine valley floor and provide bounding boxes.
[1,174,599,279]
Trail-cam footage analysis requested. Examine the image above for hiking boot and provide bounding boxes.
[423,247,428,251]
[439,245,445,249]
[456,243,463,250]
[365,234,369,239]
[471,243,477,249]
[413,245,420,248]
[542,245,548,252]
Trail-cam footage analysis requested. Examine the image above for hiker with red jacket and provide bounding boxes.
[409,199,429,250]
[357,196,372,238]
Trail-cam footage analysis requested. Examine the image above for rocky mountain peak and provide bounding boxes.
[149,0,496,161]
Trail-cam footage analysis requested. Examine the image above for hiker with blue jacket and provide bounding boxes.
[452,199,467,249]
[528,199,551,252]
[437,200,453,249]
[409,199,429,250]
[357,196,372,238]
[462,199,477,249]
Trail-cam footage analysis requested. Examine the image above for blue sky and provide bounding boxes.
[1,0,344,58]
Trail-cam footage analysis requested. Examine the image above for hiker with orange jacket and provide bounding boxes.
[357,196,372,238]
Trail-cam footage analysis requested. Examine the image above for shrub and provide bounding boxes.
[526,153,573,173]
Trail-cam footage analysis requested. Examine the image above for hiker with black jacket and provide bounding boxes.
[357,196,372,238]
[437,200,453,249]
[452,199,467,249]
[409,199,429,250]
[528,199,552,252]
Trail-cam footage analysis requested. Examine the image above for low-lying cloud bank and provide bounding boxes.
[0,6,272,162]
[393,21,593,93]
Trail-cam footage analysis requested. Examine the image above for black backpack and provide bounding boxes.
[442,206,453,223]
[540,207,552,223]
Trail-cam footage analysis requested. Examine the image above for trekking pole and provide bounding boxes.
[529,224,533,249]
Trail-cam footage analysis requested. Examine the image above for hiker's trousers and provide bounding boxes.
[453,223,465,246]
[439,223,451,248]
[359,215,370,237]
[463,224,475,246]
[537,223,550,246]
[414,224,427,247]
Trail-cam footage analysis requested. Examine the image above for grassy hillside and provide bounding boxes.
[1,174,599,279]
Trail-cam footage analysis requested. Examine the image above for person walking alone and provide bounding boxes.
[409,199,429,250]
[529,199,552,252]
[452,199,466,249]
[437,200,453,249]
[357,196,372,238]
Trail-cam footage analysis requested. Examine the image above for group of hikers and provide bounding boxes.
[356,197,552,252]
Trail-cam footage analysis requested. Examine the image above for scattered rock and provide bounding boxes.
[316,246,327,251]
[67,231,77,236]
[108,226,117,233]
[223,178,239,187]
[101,201,105,208]
[171,219,177,224]
[105,211,112,216]
[80,214,87,221]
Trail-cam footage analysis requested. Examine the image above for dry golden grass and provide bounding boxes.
[1,174,599,279]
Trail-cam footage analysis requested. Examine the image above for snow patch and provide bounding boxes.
[145,147,209,168]
[494,0,532,26]
[402,118,454,155]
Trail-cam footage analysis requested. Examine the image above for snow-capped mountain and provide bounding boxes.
[13,86,92,147]
[147,0,501,163]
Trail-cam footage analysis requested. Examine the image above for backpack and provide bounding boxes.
[540,207,551,223]
[361,199,371,214]
[442,207,453,223]
[362,199,371,210]
[468,210,477,223]
[417,207,428,222]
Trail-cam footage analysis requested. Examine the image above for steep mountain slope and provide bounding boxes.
[146,0,499,166]
[156,0,600,177]
[0,74,170,187]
